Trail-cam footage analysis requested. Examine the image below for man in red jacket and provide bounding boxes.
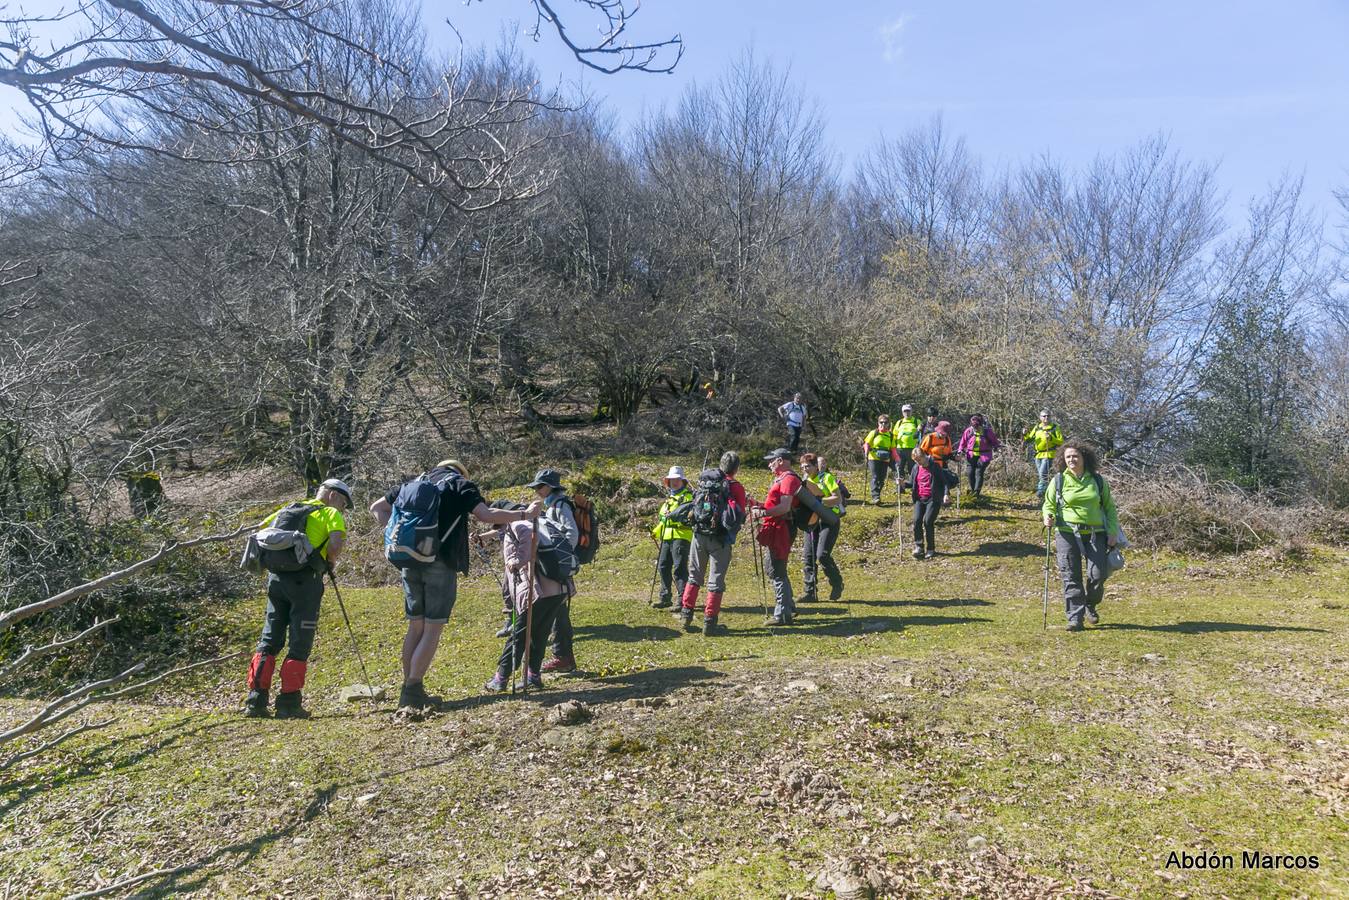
[755,448,802,626]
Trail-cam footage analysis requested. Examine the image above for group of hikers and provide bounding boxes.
[238,400,1118,718]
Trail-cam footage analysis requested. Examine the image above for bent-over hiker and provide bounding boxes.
[800,453,844,603]
[1041,441,1120,632]
[529,469,582,674]
[371,460,541,709]
[651,466,694,609]
[485,516,570,692]
[244,478,351,719]
[679,452,748,635]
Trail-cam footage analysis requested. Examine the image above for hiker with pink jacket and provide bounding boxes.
[956,414,1001,501]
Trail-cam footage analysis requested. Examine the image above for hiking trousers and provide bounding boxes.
[1035,457,1054,498]
[787,425,802,453]
[868,458,893,501]
[688,532,732,594]
[1055,528,1109,626]
[912,497,940,552]
[548,594,575,659]
[766,549,795,620]
[657,538,691,604]
[895,449,915,486]
[499,593,567,675]
[257,571,324,662]
[802,522,843,600]
[968,458,990,495]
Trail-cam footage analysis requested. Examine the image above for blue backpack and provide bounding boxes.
[384,471,461,568]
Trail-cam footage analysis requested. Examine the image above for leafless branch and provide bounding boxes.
[0,616,120,682]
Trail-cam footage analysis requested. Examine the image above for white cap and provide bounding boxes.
[320,478,353,504]
[901,404,913,412]
[663,466,686,482]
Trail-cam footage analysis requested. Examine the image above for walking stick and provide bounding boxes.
[1042,526,1052,632]
[521,526,537,697]
[325,570,376,705]
[646,540,662,607]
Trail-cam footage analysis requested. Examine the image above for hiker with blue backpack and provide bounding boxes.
[241,478,351,719]
[371,460,542,710]
[1041,441,1122,632]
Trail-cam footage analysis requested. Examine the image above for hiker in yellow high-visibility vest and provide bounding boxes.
[1023,409,1065,501]
[860,414,898,504]
[650,466,694,609]
[891,403,923,495]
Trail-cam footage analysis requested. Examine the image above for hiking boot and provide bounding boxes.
[525,670,544,690]
[541,655,576,674]
[1085,607,1100,626]
[799,592,818,604]
[273,691,310,719]
[923,550,935,560]
[484,672,510,693]
[764,615,792,627]
[399,681,440,709]
[678,608,695,630]
[1066,622,1084,632]
[828,586,844,603]
[652,597,673,609]
[911,547,923,560]
[702,615,724,636]
[495,617,513,638]
[242,690,269,718]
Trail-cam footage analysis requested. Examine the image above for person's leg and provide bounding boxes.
[673,538,690,602]
[869,459,884,502]
[550,596,574,661]
[275,575,322,718]
[527,594,568,675]
[1036,457,1053,499]
[245,577,290,713]
[656,539,675,605]
[703,539,731,627]
[400,568,426,680]
[923,499,939,553]
[1056,531,1087,628]
[682,535,707,612]
[1084,532,1109,620]
[818,521,843,600]
[911,499,925,554]
[801,527,819,601]
[495,609,527,676]
[769,551,794,622]
[403,563,456,704]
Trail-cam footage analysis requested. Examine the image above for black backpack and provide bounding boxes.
[255,502,327,574]
[692,469,734,537]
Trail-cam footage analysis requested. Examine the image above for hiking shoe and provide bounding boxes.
[525,670,544,690]
[1066,622,1084,632]
[702,615,724,636]
[799,592,818,604]
[273,691,310,719]
[652,598,673,609]
[484,672,509,693]
[495,618,513,638]
[828,587,844,603]
[400,681,440,709]
[678,609,695,630]
[911,547,924,560]
[541,655,576,674]
[764,615,792,627]
[1085,607,1100,625]
[924,550,935,560]
[242,691,269,718]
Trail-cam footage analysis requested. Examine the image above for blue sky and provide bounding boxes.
[436,0,1349,225]
[5,0,1347,226]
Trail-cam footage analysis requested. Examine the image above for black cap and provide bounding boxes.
[525,468,564,490]
[926,406,939,416]
[763,448,795,462]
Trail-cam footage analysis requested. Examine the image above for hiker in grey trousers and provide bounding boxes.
[1041,441,1120,631]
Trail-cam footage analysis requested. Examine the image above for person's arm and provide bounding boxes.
[325,531,346,567]
[1101,479,1120,545]
[819,475,841,509]
[472,500,543,525]
[1041,479,1057,528]
[370,496,392,527]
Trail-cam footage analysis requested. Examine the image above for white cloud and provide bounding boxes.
[880,15,909,64]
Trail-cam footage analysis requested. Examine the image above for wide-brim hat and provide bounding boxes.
[525,468,564,490]
[763,448,794,462]
[662,466,687,484]
[320,478,353,505]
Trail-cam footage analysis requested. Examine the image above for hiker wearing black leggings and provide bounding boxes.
[908,449,947,559]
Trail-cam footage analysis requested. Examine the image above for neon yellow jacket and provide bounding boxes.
[864,429,897,460]
[1024,422,1064,459]
[892,416,922,450]
[651,487,694,541]
[806,471,844,517]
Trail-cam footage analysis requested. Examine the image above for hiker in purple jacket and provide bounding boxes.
[956,414,1001,501]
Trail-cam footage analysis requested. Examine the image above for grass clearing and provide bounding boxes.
[3,461,1347,897]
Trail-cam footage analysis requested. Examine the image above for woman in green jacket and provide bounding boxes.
[1041,441,1120,631]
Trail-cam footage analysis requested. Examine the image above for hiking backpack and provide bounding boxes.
[535,527,581,581]
[692,468,736,537]
[569,494,600,564]
[384,470,461,568]
[245,502,326,575]
[1052,472,1106,525]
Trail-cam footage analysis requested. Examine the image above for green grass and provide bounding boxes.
[3,459,1347,898]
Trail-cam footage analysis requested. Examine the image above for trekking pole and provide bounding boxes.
[521,527,537,698]
[325,570,376,705]
[646,540,662,607]
[1042,526,1051,632]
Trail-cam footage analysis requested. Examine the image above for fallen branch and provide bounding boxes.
[0,523,257,632]
[95,650,246,702]
[0,717,116,770]
[65,862,196,900]
[0,617,120,682]
[0,663,145,747]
